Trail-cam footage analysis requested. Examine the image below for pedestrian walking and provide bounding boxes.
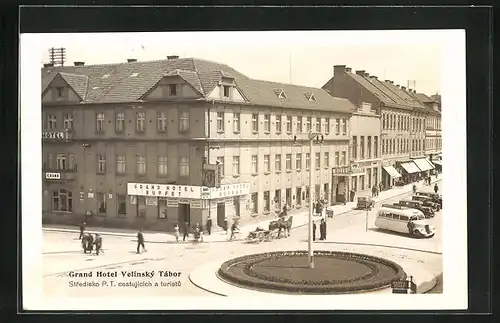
[350,189,355,202]
[312,221,317,241]
[206,215,212,235]
[94,233,102,256]
[79,221,86,240]
[230,221,239,240]
[412,184,417,195]
[223,216,228,234]
[182,221,189,242]
[434,183,439,194]
[136,229,146,254]
[174,224,180,242]
[319,218,327,240]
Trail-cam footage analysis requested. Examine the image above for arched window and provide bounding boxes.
[52,189,73,212]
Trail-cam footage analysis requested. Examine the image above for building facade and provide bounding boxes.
[323,65,436,191]
[344,101,382,199]
[42,57,354,231]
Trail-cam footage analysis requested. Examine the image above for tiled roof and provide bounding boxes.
[41,58,355,113]
[336,69,427,111]
[413,92,434,103]
[59,72,89,100]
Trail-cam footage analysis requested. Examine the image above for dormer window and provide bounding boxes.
[223,85,231,98]
[274,89,287,99]
[169,84,177,96]
[304,92,316,102]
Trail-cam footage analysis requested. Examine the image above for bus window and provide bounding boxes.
[391,214,400,220]
[400,215,409,221]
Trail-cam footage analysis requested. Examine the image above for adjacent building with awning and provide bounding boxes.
[400,161,420,174]
[382,166,402,179]
[413,158,435,172]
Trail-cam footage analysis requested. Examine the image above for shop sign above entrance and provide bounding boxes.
[45,172,61,180]
[331,166,365,176]
[127,183,202,199]
[42,131,66,140]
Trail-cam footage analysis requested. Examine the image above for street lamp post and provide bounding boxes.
[308,134,314,269]
[299,131,323,269]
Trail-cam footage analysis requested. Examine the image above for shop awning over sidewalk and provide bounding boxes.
[382,166,402,178]
[400,161,421,174]
[432,160,442,168]
[413,158,435,172]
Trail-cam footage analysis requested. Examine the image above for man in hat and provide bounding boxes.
[206,214,212,235]
[312,221,317,241]
[319,218,327,240]
[136,229,147,254]
[79,221,86,240]
[182,221,189,242]
[434,183,439,194]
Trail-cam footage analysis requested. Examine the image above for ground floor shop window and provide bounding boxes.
[97,192,106,214]
[251,193,258,214]
[360,175,365,191]
[117,194,126,216]
[367,168,372,189]
[305,186,310,204]
[323,183,329,200]
[52,189,72,212]
[158,198,167,219]
[137,196,146,217]
[264,191,270,212]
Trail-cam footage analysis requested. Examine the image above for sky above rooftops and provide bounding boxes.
[38,30,443,96]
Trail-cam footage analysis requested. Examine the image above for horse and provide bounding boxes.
[268,216,293,238]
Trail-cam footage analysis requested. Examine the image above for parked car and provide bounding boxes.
[396,199,434,218]
[357,196,375,210]
[415,192,442,207]
[375,205,435,238]
[412,195,441,211]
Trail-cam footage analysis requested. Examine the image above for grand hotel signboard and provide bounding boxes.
[127,183,250,200]
[331,165,365,176]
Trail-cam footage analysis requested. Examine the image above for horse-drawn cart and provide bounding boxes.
[246,230,274,243]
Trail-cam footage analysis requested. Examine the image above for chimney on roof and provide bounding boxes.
[370,75,378,80]
[74,61,85,66]
[365,72,370,77]
[401,86,407,91]
[345,67,352,73]
[333,65,346,76]
[167,55,179,60]
[396,84,400,88]
[127,58,137,63]
[356,70,366,76]
[43,63,54,68]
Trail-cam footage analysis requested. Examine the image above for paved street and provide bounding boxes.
[43,180,442,297]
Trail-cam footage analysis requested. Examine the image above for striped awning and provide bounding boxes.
[382,166,402,178]
[413,158,435,172]
[401,161,420,174]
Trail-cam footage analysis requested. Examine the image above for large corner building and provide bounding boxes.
[41,56,355,231]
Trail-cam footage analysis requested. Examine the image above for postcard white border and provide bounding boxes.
[20,30,467,311]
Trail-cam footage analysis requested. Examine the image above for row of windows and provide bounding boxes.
[426,137,442,150]
[217,113,348,135]
[45,153,190,177]
[44,111,191,133]
[382,113,426,133]
[380,138,433,155]
[351,136,379,160]
[220,151,347,177]
[426,116,442,130]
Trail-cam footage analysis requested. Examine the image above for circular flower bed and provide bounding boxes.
[217,250,407,294]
